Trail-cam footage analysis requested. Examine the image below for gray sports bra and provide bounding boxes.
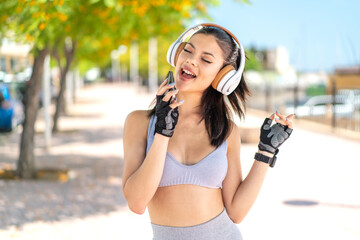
[146,115,228,189]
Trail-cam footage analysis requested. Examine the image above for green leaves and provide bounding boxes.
[1,0,220,77]
[245,49,263,71]
[89,0,101,4]
[104,0,116,7]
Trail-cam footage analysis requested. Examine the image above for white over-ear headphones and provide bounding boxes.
[166,23,245,95]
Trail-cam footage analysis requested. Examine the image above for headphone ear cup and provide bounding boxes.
[173,42,186,66]
[167,41,178,67]
[212,65,236,91]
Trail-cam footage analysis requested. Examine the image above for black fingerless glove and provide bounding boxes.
[258,118,293,154]
[154,94,179,137]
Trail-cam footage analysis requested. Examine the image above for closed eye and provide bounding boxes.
[202,59,212,64]
[184,47,212,63]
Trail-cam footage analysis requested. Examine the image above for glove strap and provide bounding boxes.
[254,149,279,168]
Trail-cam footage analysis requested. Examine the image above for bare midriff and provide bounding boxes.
[148,185,224,227]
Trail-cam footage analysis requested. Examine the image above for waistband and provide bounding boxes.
[151,209,242,240]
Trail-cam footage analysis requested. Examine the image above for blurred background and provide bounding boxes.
[0,0,359,239]
[1,0,359,134]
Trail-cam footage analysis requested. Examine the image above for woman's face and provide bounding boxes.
[174,33,225,93]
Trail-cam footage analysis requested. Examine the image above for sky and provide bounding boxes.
[200,0,360,73]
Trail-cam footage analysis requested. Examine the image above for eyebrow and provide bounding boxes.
[187,42,216,59]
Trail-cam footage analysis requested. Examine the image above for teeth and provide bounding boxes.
[183,69,195,76]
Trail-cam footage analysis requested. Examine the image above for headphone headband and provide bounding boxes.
[166,23,245,95]
[199,23,241,48]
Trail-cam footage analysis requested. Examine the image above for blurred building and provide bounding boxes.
[263,46,290,73]
[328,66,360,92]
[0,38,33,82]
[261,46,297,85]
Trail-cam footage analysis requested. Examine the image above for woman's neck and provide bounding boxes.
[176,91,202,118]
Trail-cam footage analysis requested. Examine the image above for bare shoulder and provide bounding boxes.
[124,110,151,138]
[227,120,241,149]
[125,110,151,124]
[125,110,151,128]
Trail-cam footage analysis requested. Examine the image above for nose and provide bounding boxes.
[186,57,198,67]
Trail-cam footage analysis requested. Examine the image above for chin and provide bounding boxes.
[173,81,187,92]
[176,83,208,94]
[174,71,209,93]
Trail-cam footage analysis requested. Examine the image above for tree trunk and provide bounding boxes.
[16,47,49,179]
[52,39,76,133]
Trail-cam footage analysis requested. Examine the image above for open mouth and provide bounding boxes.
[181,68,197,79]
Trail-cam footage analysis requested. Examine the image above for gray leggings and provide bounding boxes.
[151,209,243,240]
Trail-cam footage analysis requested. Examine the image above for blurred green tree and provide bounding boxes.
[0,0,72,178]
[0,0,222,179]
[245,49,263,71]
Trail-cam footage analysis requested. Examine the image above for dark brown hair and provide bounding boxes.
[149,26,250,147]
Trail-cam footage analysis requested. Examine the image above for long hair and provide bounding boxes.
[148,26,250,147]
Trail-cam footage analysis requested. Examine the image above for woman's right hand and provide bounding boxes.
[154,79,184,137]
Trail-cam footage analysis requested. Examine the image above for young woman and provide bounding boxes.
[122,23,294,240]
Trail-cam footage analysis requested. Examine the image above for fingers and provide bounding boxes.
[157,79,175,96]
[170,99,185,109]
[286,114,295,121]
[160,78,168,87]
[275,111,286,121]
[274,111,294,129]
[269,112,275,120]
[162,89,178,102]
[156,78,184,109]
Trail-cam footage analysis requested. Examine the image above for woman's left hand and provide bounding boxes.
[274,111,294,129]
[258,111,294,155]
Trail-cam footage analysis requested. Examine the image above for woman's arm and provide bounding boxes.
[122,78,183,214]
[122,110,170,214]
[222,113,294,223]
[221,122,270,224]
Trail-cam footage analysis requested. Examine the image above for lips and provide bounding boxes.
[180,67,197,80]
